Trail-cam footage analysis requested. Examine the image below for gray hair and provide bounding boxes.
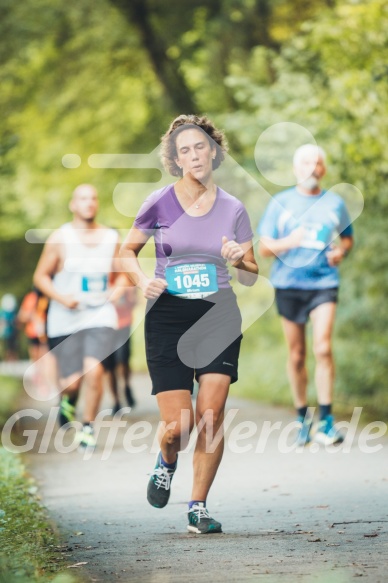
[293,144,326,167]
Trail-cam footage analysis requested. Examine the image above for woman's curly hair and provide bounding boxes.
[160,114,228,177]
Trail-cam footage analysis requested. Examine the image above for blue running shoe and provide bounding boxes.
[295,415,313,446]
[147,453,177,508]
[187,503,222,534]
[314,415,344,446]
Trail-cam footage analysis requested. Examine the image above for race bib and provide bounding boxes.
[80,275,108,307]
[300,223,331,251]
[165,263,218,299]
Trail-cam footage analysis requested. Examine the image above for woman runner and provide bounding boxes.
[120,114,258,534]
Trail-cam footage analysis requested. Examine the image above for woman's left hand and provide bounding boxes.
[221,236,245,266]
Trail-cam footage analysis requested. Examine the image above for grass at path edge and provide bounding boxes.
[0,376,81,583]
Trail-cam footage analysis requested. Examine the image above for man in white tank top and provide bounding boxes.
[34,184,126,449]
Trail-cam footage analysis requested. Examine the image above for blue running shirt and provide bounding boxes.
[257,188,353,290]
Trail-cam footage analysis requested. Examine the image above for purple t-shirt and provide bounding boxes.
[134,184,253,290]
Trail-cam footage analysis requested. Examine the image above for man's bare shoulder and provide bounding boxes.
[96,224,120,241]
[45,227,66,246]
[95,223,117,233]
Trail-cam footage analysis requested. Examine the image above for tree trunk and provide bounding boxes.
[109,0,197,113]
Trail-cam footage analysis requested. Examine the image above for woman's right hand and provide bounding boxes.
[141,278,168,300]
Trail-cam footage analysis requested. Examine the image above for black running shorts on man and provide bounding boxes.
[102,326,131,371]
[275,287,338,324]
[48,327,116,378]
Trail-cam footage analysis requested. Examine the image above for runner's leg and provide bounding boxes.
[310,302,344,444]
[280,317,307,409]
[310,302,336,406]
[59,374,82,396]
[156,389,194,463]
[147,389,194,508]
[82,357,105,423]
[191,373,230,501]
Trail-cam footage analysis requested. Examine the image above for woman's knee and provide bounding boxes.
[160,416,194,446]
[196,407,225,432]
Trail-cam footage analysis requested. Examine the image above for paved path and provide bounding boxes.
[0,360,30,377]
[6,372,388,582]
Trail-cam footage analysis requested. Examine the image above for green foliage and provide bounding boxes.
[0,376,21,428]
[0,0,387,414]
[221,0,388,412]
[0,239,42,306]
[0,449,79,583]
[0,378,80,582]
[0,0,166,239]
[0,0,344,241]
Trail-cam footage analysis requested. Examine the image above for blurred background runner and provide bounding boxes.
[104,281,137,414]
[0,293,19,362]
[17,287,56,397]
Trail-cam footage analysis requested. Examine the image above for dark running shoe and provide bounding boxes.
[58,395,76,427]
[147,453,177,508]
[125,385,136,408]
[111,401,121,416]
[187,503,222,534]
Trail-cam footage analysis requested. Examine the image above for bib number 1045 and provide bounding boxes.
[165,262,218,298]
[173,273,210,290]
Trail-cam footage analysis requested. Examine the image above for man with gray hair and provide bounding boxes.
[257,144,354,446]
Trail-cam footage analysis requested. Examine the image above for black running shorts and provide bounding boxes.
[48,327,116,379]
[145,289,242,394]
[275,287,338,324]
[102,326,131,371]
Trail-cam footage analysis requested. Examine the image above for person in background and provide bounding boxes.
[104,281,137,414]
[0,293,19,361]
[33,184,125,450]
[17,287,51,394]
[257,144,353,446]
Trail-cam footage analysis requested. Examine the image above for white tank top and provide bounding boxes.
[47,223,119,337]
